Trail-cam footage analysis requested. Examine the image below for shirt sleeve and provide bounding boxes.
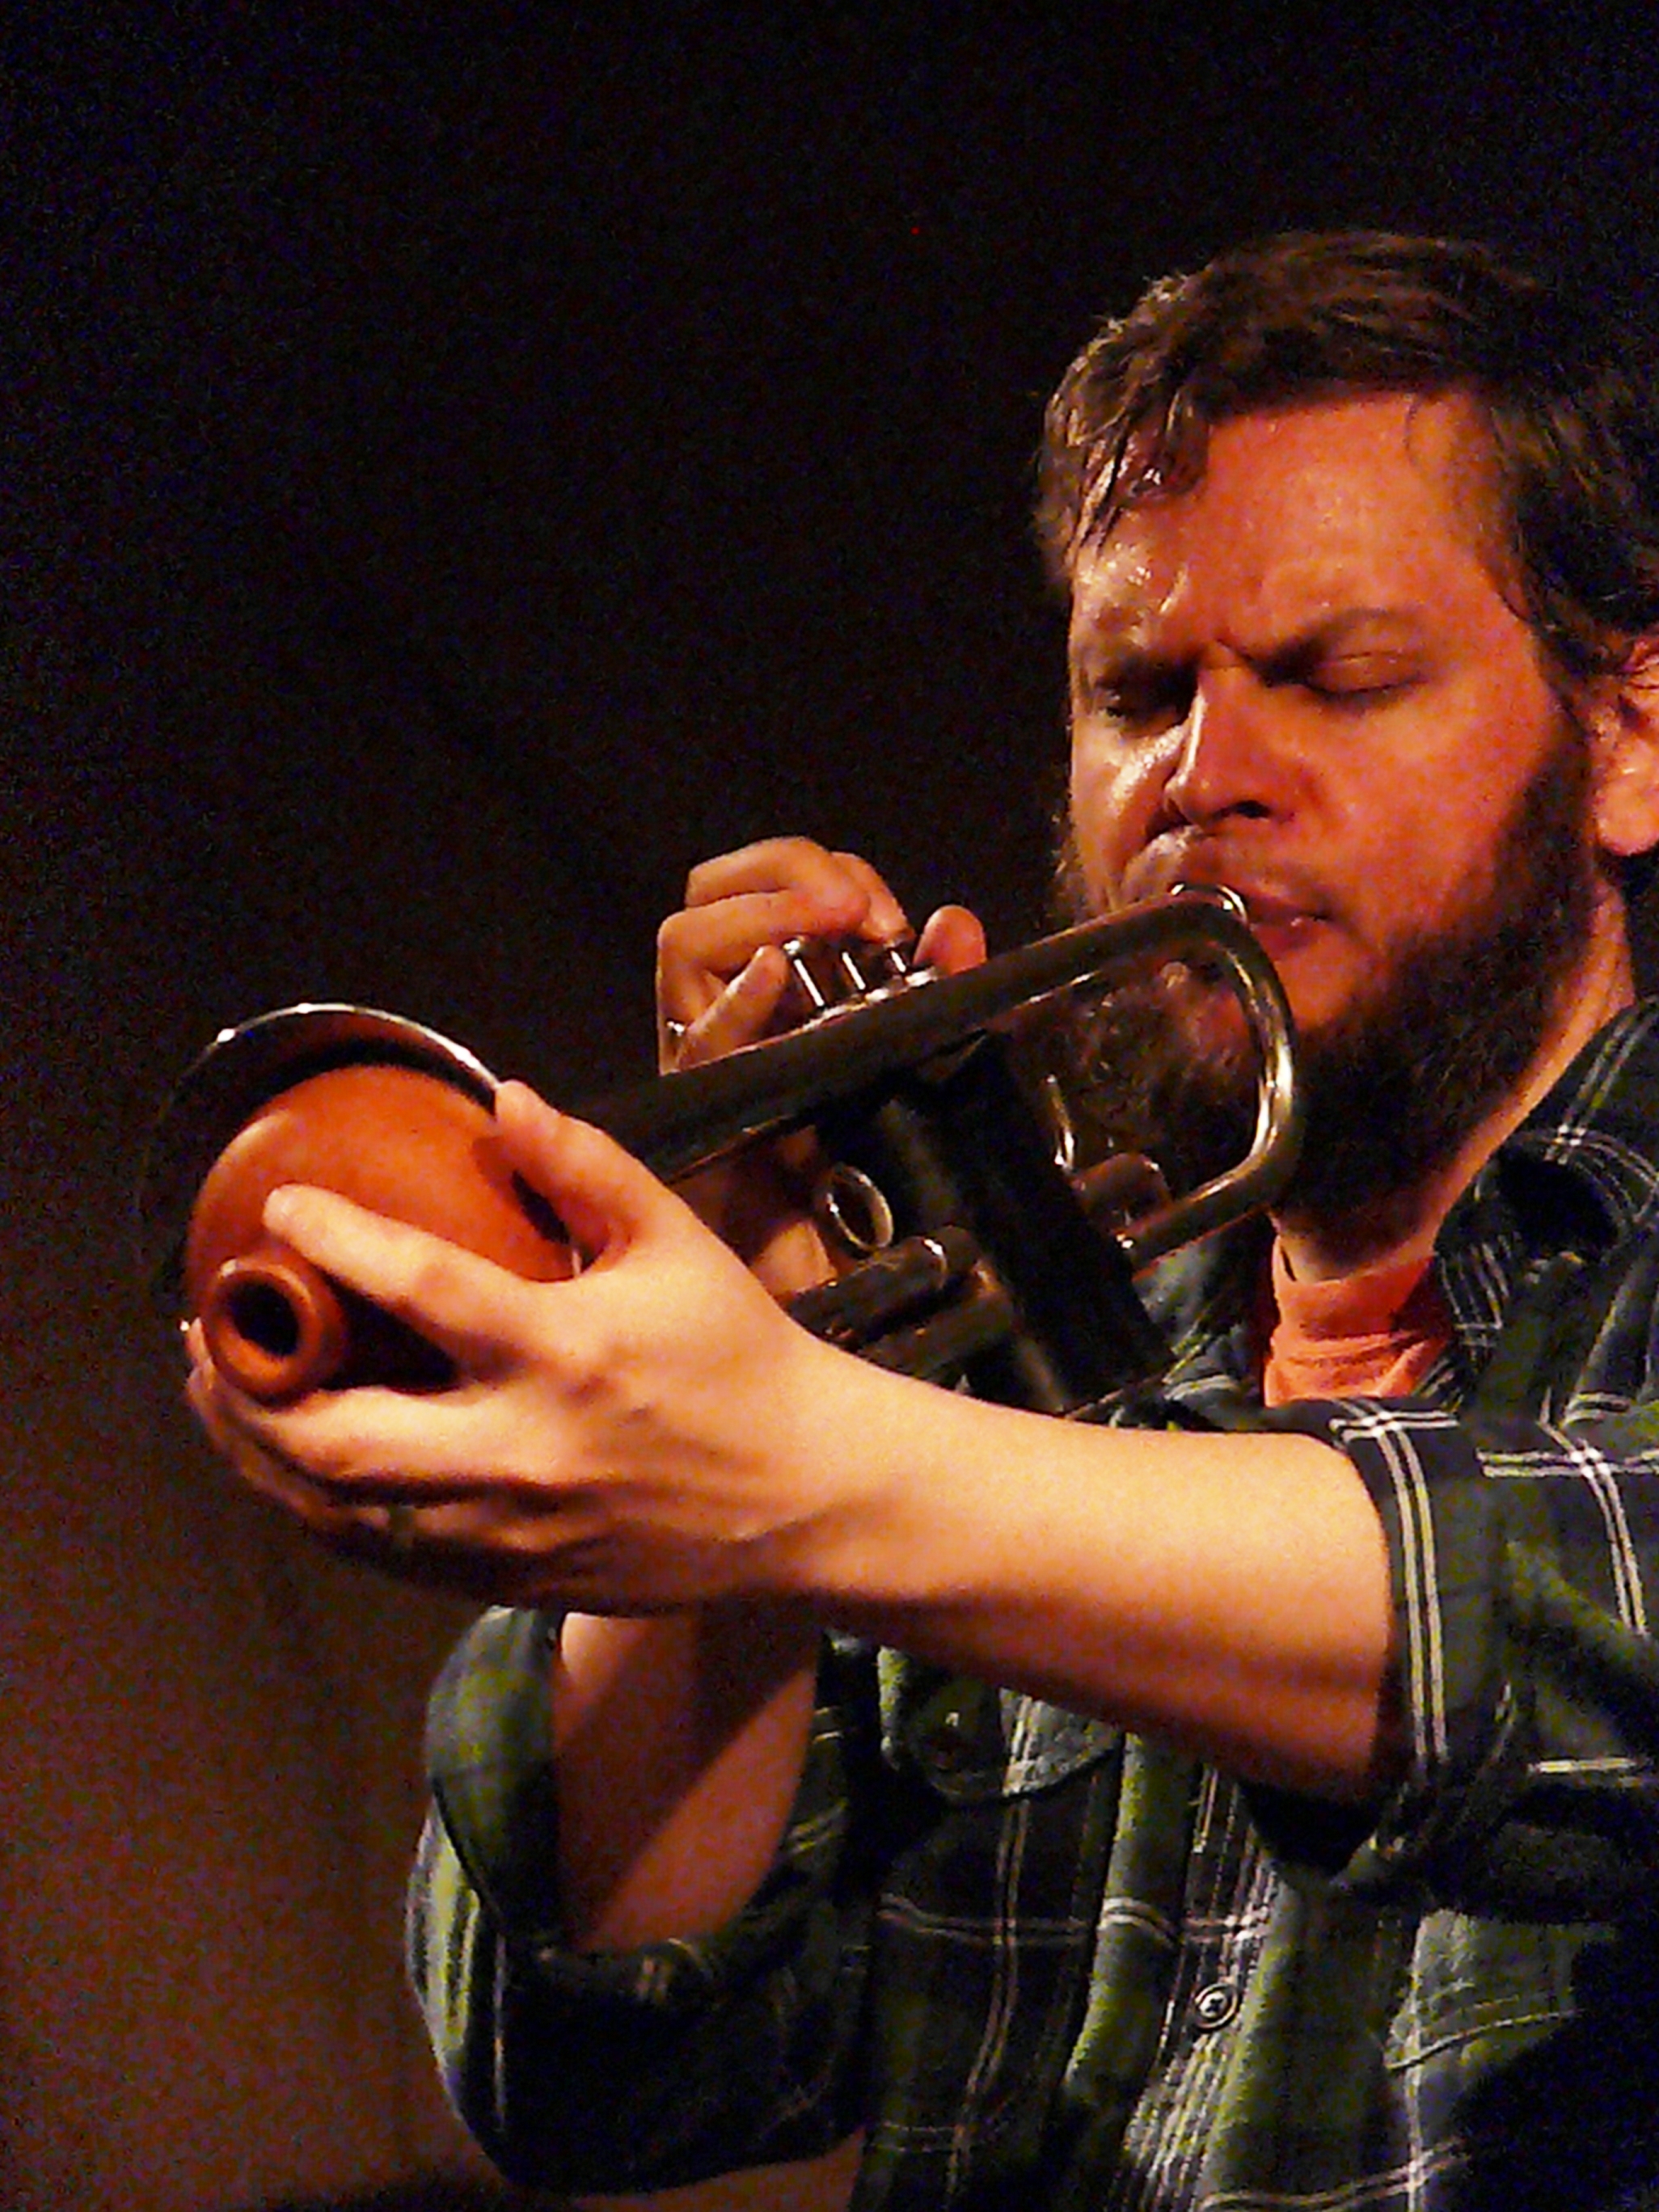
[406,1606,873,2194]
[1245,1394,1659,1917]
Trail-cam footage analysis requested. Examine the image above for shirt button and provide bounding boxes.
[927,1702,975,1771]
[1193,1980,1240,2030]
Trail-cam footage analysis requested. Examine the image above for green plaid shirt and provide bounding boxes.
[412,1003,1659,2209]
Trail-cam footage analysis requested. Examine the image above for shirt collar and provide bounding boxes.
[1142,1001,1659,1401]
[1487,998,1659,1252]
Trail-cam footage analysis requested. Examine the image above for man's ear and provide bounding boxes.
[1590,641,1659,862]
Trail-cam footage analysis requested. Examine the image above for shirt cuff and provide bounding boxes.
[423,1606,857,2009]
[1241,1398,1528,1899]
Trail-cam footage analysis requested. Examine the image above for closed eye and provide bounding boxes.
[1072,660,1195,732]
[1261,647,1422,705]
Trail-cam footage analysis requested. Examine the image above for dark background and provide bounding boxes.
[6,11,1659,2209]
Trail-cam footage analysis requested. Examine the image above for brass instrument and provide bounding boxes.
[138,888,1299,1412]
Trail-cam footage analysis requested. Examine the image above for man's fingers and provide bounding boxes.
[257,1183,535,1360]
[668,946,794,1067]
[197,1361,527,1572]
[492,1083,694,1263]
[682,837,901,930]
[660,841,912,1053]
[657,889,861,1028]
[191,1352,390,1524]
[825,849,910,943]
[236,1387,502,1496]
[914,903,988,977]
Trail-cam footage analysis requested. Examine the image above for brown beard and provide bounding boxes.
[1049,720,1599,1241]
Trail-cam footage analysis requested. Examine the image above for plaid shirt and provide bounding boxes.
[412,1003,1659,2209]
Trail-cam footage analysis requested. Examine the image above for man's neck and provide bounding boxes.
[1273,917,1636,1285]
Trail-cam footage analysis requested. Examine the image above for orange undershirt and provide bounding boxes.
[1260,1239,1454,1407]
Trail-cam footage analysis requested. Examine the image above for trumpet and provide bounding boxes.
[137,888,1299,1413]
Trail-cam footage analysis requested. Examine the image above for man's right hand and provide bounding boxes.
[655,837,986,1295]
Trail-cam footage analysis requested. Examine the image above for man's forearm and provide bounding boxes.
[551,1602,820,1949]
[763,1362,1400,1804]
[547,1390,1395,1972]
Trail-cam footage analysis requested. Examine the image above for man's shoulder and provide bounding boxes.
[1500,998,1659,1247]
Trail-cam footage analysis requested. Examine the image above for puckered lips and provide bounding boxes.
[1124,851,1334,970]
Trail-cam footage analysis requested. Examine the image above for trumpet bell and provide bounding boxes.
[183,1058,576,1403]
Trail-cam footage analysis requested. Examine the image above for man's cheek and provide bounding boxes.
[1066,777,1128,912]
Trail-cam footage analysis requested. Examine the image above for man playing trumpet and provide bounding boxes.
[193,233,1659,2209]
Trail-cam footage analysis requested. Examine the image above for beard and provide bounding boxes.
[1049,720,1600,1243]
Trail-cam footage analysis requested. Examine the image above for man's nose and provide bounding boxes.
[1163,673,1281,828]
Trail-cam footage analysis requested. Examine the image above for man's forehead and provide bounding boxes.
[1069,390,1500,640]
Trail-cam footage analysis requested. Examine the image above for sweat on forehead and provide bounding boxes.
[1074,387,1509,584]
[1066,395,1518,653]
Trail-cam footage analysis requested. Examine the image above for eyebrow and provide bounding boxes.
[1070,604,1430,667]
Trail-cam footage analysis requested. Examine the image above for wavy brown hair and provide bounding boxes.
[1038,232,1659,694]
